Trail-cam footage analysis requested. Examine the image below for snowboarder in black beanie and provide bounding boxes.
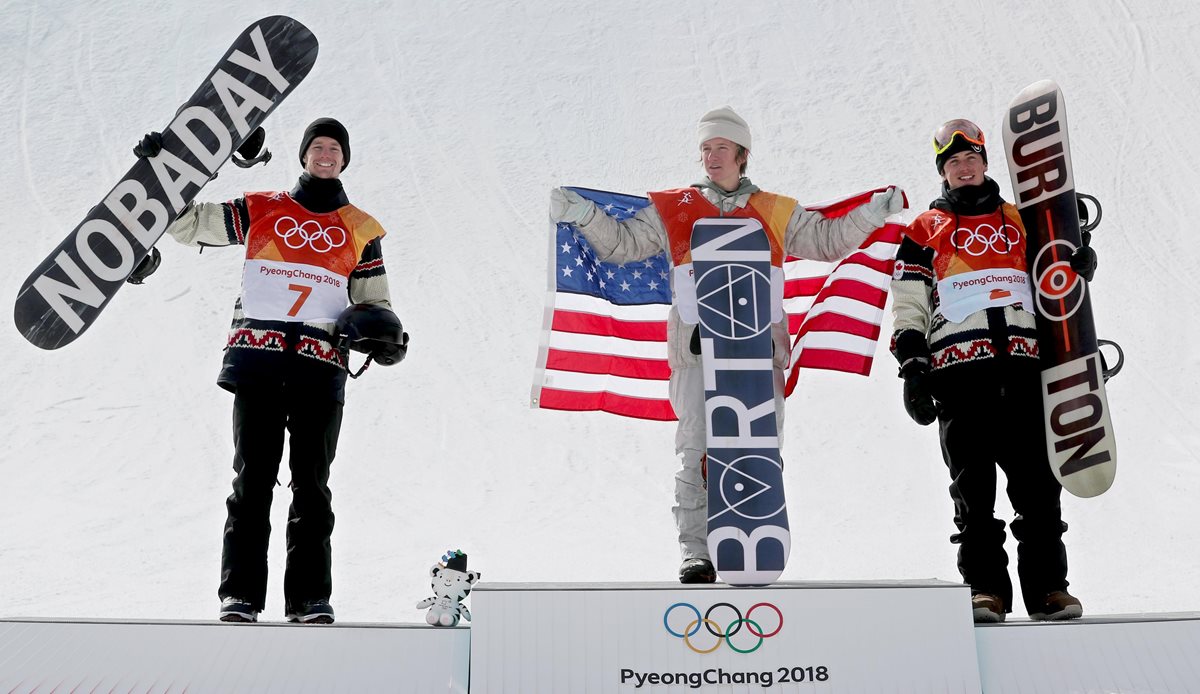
[299,117,351,172]
[136,112,393,626]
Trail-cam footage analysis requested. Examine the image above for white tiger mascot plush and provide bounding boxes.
[416,550,481,627]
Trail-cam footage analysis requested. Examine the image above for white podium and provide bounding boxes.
[469,579,981,693]
[7,594,1197,692]
[0,618,470,693]
[975,612,1200,693]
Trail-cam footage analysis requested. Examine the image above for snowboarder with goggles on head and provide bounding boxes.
[890,118,1096,623]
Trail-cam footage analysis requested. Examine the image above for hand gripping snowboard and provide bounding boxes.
[1002,79,1116,497]
[13,16,318,350]
[690,218,789,586]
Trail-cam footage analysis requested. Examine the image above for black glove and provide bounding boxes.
[901,364,938,426]
[1070,230,1097,282]
[232,126,272,168]
[133,131,164,158]
[126,247,161,285]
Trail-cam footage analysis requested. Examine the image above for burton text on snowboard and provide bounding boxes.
[690,217,790,585]
[1002,79,1116,497]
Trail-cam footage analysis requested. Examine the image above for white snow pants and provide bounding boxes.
[669,364,786,561]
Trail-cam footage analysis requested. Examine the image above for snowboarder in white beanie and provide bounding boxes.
[549,107,904,584]
[697,106,751,151]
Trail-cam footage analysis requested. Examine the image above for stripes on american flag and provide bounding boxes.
[531,187,903,421]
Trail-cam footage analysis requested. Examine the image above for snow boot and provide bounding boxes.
[287,599,335,624]
[1029,590,1083,621]
[971,593,1005,623]
[678,558,716,584]
[219,597,259,623]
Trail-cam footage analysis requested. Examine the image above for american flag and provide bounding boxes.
[531,187,904,421]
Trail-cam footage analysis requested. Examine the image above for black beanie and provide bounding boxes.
[936,134,986,174]
[443,550,468,572]
[299,118,350,171]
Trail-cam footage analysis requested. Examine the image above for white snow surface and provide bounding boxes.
[2,1,1199,624]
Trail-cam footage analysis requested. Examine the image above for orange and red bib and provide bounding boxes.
[648,188,796,324]
[239,192,384,322]
[905,204,1033,323]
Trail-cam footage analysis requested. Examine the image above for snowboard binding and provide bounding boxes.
[125,246,161,285]
[1098,339,1124,382]
[1077,192,1102,254]
[1076,193,1123,383]
[231,126,272,168]
[1077,192,1102,233]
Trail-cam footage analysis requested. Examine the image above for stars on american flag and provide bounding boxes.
[555,219,671,305]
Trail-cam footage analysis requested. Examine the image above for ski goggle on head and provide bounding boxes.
[932,119,986,155]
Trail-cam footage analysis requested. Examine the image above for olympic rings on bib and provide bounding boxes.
[663,601,783,654]
[949,223,1019,256]
[274,216,347,253]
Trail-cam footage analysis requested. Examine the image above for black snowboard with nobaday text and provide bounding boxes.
[13,15,318,350]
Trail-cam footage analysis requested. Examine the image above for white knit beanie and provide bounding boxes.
[697,106,751,151]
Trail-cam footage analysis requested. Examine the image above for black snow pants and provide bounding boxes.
[933,364,1069,615]
[218,385,343,613]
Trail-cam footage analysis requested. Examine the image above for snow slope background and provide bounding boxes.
[2,0,1198,623]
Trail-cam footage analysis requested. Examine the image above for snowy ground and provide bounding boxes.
[2,0,1198,623]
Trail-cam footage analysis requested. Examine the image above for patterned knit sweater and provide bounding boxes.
[165,174,391,400]
[889,178,1040,380]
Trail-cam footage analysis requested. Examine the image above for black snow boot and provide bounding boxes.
[679,558,716,584]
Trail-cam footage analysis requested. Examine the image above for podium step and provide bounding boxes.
[469,579,982,693]
[6,593,1194,693]
[0,617,469,693]
[976,612,1200,693]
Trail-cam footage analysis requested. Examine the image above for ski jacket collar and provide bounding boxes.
[290,173,350,214]
[692,177,761,214]
[931,176,1004,216]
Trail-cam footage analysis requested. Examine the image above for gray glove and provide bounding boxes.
[860,187,905,227]
[549,187,596,225]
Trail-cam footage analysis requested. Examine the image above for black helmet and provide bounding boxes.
[335,304,408,366]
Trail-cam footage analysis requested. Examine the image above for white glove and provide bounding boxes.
[549,187,596,225]
[862,187,905,227]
